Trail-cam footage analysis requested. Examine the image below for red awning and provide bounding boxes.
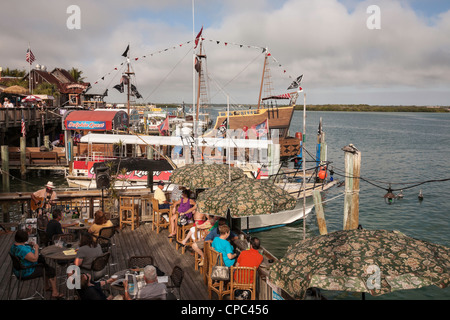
[262,93,292,101]
[63,110,128,131]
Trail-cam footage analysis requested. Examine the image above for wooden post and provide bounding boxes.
[44,135,50,150]
[1,145,10,191]
[67,137,73,175]
[1,145,10,222]
[343,145,361,230]
[20,136,27,179]
[313,190,327,235]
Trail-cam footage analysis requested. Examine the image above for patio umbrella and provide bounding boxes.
[22,95,42,102]
[3,85,29,95]
[196,176,297,218]
[269,229,450,299]
[169,163,245,190]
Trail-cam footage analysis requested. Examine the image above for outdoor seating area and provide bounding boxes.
[1,163,284,301]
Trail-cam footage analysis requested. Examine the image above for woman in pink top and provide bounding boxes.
[168,189,196,238]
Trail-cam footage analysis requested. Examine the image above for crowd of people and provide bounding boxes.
[9,180,265,300]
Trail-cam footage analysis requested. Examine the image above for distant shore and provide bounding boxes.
[294,104,450,112]
[152,103,449,112]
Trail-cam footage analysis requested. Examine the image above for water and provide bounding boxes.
[252,110,450,300]
[3,109,450,299]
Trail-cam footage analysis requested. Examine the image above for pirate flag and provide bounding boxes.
[287,74,303,90]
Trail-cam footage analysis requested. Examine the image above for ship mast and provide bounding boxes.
[195,41,206,122]
[257,50,268,111]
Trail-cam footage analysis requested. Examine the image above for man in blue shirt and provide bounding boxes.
[212,225,238,267]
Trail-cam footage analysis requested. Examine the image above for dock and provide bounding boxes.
[0,222,209,300]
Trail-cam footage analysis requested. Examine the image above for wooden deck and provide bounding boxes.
[0,222,209,300]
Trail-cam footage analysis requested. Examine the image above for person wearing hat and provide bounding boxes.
[3,98,14,108]
[154,181,170,210]
[31,181,58,212]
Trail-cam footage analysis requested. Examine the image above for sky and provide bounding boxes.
[1,0,450,106]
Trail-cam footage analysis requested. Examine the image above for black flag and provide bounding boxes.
[122,45,129,57]
[287,74,303,90]
[113,83,124,93]
[131,84,142,99]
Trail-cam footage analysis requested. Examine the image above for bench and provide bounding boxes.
[29,151,59,165]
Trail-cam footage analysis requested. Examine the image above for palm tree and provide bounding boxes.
[69,67,85,83]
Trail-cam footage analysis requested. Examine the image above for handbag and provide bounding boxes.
[177,216,188,226]
[210,255,229,281]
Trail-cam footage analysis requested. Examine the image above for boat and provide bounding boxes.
[63,39,336,232]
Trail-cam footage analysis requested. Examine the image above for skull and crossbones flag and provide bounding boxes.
[287,74,303,90]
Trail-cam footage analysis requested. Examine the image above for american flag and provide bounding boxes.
[21,114,26,137]
[26,49,35,64]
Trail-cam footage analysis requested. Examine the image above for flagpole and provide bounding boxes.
[28,42,32,94]
[192,0,197,141]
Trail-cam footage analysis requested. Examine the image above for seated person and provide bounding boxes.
[168,189,196,238]
[46,209,77,243]
[124,265,170,300]
[212,225,238,267]
[10,230,63,299]
[180,211,210,245]
[154,181,170,210]
[205,218,238,242]
[73,232,103,278]
[88,210,113,239]
[77,272,115,300]
[235,237,263,284]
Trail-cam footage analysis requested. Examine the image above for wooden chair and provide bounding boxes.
[119,197,139,230]
[229,266,258,300]
[151,197,170,234]
[207,247,230,300]
[202,241,212,285]
[175,222,195,254]
[194,228,209,273]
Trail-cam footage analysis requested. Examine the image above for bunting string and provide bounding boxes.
[90,37,300,96]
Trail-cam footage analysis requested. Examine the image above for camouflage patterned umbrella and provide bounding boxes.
[196,176,297,218]
[269,229,450,299]
[169,163,245,190]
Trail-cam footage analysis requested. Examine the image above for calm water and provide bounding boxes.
[2,109,450,299]
[252,110,450,300]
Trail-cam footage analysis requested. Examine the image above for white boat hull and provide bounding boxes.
[239,199,315,232]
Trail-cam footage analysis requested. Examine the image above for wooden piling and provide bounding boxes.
[1,145,10,222]
[20,137,27,179]
[313,190,327,235]
[343,146,361,230]
[1,145,10,191]
[44,135,50,150]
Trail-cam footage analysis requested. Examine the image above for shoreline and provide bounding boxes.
[294,104,450,112]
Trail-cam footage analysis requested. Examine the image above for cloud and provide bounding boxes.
[1,0,449,105]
